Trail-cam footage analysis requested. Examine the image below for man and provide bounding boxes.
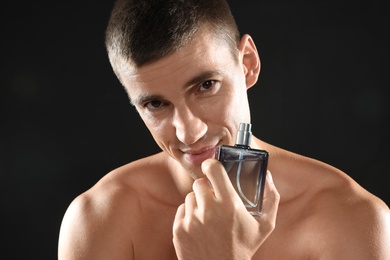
[58,0,390,259]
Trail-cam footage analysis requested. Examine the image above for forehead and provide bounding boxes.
[119,29,237,99]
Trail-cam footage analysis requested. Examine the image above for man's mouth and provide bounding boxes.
[182,146,217,164]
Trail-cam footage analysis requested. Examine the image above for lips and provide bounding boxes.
[182,146,217,165]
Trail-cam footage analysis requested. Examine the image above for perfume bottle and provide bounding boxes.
[215,123,269,217]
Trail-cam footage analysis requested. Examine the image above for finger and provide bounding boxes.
[201,158,236,200]
[192,177,214,211]
[184,191,197,216]
[173,203,185,230]
[258,171,280,231]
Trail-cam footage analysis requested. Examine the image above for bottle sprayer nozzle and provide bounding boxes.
[235,122,252,147]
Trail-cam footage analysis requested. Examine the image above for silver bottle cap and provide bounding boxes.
[235,123,252,146]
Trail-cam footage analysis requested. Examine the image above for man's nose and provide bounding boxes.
[173,106,207,145]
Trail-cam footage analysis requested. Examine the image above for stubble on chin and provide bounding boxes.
[185,164,205,180]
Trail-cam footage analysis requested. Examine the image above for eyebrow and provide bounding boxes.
[131,70,222,106]
[184,70,222,88]
[131,93,163,107]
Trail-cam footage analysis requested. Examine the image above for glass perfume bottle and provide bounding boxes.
[215,123,269,217]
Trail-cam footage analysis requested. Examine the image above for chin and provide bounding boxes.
[192,172,206,180]
[184,164,205,180]
[172,154,207,180]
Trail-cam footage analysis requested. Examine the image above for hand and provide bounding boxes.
[172,158,280,260]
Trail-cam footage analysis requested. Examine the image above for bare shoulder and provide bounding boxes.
[261,143,390,259]
[306,170,390,258]
[58,152,175,260]
[266,142,390,259]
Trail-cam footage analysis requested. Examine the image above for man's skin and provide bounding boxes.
[58,27,390,259]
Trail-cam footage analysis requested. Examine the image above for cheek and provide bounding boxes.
[136,105,168,129]
[142,117,166,137]
[223,93,250,129]
[196,95,236,128]
[138,111,176,149]
[218,71,250,120]
[143,122,171,152]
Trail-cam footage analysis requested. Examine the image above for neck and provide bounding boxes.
[167,156,195,199]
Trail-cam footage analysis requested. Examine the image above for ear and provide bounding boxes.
[238,34,261,89]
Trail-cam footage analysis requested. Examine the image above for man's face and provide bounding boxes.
[120,29,253,178]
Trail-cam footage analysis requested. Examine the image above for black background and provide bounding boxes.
[1,1,389,259]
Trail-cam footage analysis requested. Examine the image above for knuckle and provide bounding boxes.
[259,214,277,235]
[192,177,207,189]
[192,178,202,189]
[185,191,195,202]
[202,159,223,176]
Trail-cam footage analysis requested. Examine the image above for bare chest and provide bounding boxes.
[131,199,179,260]
[252,209,316,259]
[128,190,315,260]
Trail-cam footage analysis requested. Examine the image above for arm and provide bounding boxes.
[172,158,280,260]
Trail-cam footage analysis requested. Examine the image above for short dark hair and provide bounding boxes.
[105,0,240,78]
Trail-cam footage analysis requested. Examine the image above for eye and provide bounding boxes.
[198,80,216,92]
[144,100,165,110]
